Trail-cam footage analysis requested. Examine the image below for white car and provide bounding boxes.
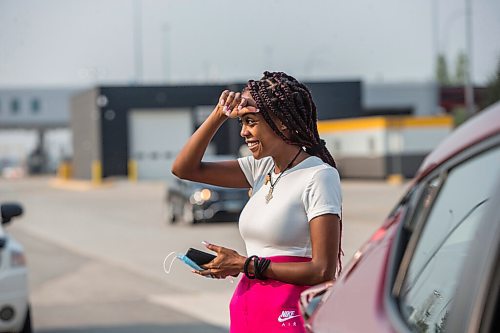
[0,203,31,333]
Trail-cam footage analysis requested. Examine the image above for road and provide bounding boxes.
[1,177,408,332]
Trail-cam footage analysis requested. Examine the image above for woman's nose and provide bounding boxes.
[240,126,249,137]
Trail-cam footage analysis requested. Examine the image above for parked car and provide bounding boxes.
[0,203,31,333]
[300,102,500,333]
[165,179,250,224]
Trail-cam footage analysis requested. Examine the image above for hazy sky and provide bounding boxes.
[0,0,499,88]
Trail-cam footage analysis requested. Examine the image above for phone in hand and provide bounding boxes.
[186,247,217,266]
[176,254,203,271]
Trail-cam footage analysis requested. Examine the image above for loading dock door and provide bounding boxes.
[129,109,192,180]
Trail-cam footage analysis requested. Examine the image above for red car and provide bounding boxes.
[300,102,500,333]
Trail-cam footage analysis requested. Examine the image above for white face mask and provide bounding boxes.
[163,252,196,274]
[162,252,234,283]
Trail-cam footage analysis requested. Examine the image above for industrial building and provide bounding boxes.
[69,81,362,181]
[319,115,453,179]
[0,88,81,175]
[0,81,464,180]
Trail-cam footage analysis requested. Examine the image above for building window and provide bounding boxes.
[31,98,41,113]
[10,99,20,114]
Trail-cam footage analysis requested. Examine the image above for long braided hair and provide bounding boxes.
[246,71,344,276]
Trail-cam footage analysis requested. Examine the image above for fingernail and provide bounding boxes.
[223,106,228,113]
[202,240,210,245]
[219,99,225,106]
[238,105,242,110]
[255,109,260,113]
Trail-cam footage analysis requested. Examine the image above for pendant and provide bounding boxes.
[265,174,270,185]
[265,187,274,203]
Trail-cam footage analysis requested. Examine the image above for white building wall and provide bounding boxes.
[325,129,385,158]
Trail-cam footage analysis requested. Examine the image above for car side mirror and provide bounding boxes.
[1,203,24,225]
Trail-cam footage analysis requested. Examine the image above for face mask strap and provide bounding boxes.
[162,251,234,283]
[163,251,178,274]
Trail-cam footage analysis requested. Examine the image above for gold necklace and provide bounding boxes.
[264,149,302,204]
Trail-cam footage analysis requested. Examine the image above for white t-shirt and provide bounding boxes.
[237,155,342,258]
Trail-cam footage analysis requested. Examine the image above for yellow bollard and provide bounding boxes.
[128,159,138,182]
[57,162,72,179]
[91,160,102,184]
[387,174,403,185]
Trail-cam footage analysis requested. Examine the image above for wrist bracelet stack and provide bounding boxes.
[244,255,271,280]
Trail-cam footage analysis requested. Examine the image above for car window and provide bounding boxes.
[398,145,500,332]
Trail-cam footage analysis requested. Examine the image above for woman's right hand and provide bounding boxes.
[216,90,258,118]
[195,242,246,279]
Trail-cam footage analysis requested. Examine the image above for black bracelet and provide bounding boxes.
[255,257,271,280]
[260,258,271,275]
[253,257,260,279]
[244,255,258,279]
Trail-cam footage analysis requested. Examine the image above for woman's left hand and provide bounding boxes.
[195,242,245,279]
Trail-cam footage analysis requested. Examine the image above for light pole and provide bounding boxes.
[464,0,475,116]
[435,0,475,116]
[162,23,171,83]
[432,0,439,80]
[133,0,143,85]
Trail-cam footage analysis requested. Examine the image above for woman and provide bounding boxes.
[171,71,342,332]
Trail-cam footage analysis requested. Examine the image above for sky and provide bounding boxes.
[0,0,499,88]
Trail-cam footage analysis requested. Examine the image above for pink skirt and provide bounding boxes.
[229,256,311,333]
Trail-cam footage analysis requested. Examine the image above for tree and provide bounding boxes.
[479,57,500,110]
[454,51,467,85]
[436,54,451,85]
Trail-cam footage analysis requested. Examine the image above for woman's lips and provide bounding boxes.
[247,141,259,152]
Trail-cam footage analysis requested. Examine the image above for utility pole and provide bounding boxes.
[464,0,475,116]
[133,0,143,85]
[162,23,170,83]
[433,0,440,78]
[432,0,442,115]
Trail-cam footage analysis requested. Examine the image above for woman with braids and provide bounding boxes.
[172,71,342,332]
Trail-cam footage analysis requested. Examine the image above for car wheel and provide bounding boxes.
[163,200,177,224]
[20,306,32,333]
[182,203,196,225]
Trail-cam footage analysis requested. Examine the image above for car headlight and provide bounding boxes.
[191,188,214,205]
[200,188,212,201]
[10,249,26,268]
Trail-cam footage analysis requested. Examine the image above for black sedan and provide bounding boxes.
[165,179,250,224]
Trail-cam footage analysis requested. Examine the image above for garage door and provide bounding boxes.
[129,109,192,180]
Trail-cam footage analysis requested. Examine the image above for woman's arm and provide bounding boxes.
[200,214,340,286]
[263,214,340,285]
[171,90,250,188]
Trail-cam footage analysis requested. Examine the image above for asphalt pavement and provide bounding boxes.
[11,224,227,333]
[2,176,408,332]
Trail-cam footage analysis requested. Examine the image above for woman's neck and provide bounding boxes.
[272,145,307,173]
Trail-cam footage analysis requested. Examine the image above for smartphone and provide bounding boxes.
[186,247,217,266]
[176,254,203,271]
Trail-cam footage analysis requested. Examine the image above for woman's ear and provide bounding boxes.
[278,121,294,140]
[278,120,287,131]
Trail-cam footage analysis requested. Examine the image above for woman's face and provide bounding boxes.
[239,90,286,159]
